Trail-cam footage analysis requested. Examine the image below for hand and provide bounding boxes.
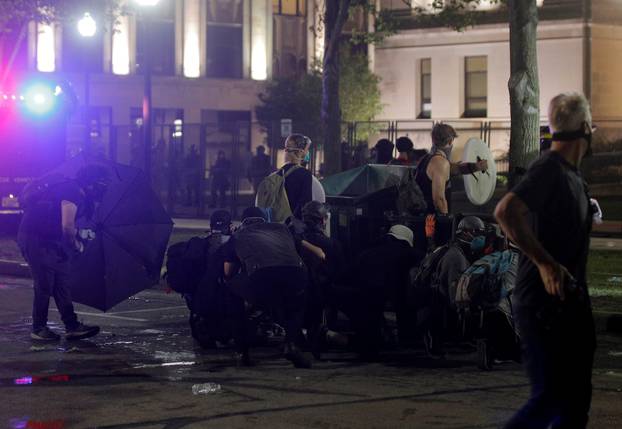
[475,159,488,172]
[537,261,571,300]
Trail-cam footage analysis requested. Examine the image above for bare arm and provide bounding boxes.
[450,159,489,177]
[494,192,570,299]
[428,157,450,215]
[301,240,326,261]
[61,200,80,251]
[224,261,238,279]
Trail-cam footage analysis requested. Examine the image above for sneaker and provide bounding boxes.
[65,323,100,341]
[284,342,312,369]
[31,327,61,341]
[423,331,446,360]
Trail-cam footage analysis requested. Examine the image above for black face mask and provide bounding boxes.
[551,122,594,158]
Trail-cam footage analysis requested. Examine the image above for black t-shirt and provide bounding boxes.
[511,151,592,308]
[18,181,84,245]
[281,163,313,219]
[223,222,304,275]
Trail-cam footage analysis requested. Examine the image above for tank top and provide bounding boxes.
[414,153,451,214]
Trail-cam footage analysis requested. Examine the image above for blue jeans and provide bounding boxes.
[505,302,596,429]
[20,239,79,332]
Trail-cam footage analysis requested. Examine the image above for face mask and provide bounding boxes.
[433,143,452,159]
[551,122,594,158]
[470,235,486,253]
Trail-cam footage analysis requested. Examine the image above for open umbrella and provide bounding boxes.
[45,153,173,311]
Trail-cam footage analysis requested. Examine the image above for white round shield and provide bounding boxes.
[311,175,326,203]
[461,138,497,206]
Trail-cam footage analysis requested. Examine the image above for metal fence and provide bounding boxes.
[64,117,622,218]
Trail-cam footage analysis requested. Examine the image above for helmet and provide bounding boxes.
[395,136,414,153]
[302,201,329,224]
[241,206,268,226]
[284,134,312,152]
[210,210,232,232]
[456,216,486,236]
[387,224,414,247]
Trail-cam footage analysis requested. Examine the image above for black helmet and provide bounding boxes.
[302,201,329,224]
[456,216,486,237]
[210,210,232,232]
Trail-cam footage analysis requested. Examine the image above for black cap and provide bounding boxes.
[210,210,232,231]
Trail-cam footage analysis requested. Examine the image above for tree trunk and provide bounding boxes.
[507,0,540,187]
[322,0,350,176]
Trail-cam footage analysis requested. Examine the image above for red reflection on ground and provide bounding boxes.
[14,375,70,385]
[25,420,65,429]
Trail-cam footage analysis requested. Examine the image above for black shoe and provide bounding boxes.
[31,327,61,341]
[423,331,445,360]
[284,343,312,369]
[310,325,328,360]
[66,323,100,341]
[234,350,256,367]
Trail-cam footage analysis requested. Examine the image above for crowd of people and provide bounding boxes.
[18,92,598,428]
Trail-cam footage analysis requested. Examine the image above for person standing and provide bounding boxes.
[210,150,231,208]
[18,166,105,341]
[248,145,272,193]
[281,134,314,218]
[389,136,415,166]
[495,93,596,429]
[184,145,202,206]
[373,138,395,164]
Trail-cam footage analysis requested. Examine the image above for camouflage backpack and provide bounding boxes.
[396,167,427,216]
[256,165,301,223]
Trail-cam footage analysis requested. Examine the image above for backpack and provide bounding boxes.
[20,174,70,209]
[408,244,451,307]
[233,222,304,276]
[256,165,301,223]
[396,167,427,216]
[455,250,518,312]
[165,235,218,295]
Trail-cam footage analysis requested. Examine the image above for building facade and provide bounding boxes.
[373,0,622,161]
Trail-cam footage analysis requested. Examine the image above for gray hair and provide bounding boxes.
[548,92,592,134]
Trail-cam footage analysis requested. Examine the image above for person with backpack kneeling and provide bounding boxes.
[256,134,314,222]
[424,216,487,358]
[222,207,325,368]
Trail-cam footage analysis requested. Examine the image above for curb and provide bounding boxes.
[0,259,30,278]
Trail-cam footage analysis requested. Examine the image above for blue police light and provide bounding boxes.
[22,83,57,116]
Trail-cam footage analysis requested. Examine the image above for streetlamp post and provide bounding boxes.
[136,0,160,183]
[77,12,97,154]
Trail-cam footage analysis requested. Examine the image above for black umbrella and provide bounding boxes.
[45,153,173,311]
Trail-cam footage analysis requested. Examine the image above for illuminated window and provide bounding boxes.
[464,56,487,118]
[419,58,431,119]
[136,1,175,76]
[273,0,306,16]
[206,0,243,79]
[37,23,56,72]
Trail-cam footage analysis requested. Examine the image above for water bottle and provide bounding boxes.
[192,382,221,395]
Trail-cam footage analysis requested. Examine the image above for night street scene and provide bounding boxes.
[1,0,622,428]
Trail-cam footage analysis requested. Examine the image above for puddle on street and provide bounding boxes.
[14,374,71,385]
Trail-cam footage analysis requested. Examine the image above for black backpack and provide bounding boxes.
[20,174,70,209]
[165,236,212,295]
[408,244,450,307]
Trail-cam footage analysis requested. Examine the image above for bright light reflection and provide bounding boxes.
[112,16,130,75]
[183,0,201,78]
[251,40,267,81]
[36,24,55,72]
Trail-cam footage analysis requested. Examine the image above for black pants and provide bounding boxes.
[505,303,596,429]
[20,239,79,332]
[228,266,307,350]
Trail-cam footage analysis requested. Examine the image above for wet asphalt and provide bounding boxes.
[0,275,621,429]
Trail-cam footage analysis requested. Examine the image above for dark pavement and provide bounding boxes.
[0,275,621,428]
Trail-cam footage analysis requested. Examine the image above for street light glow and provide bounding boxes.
[135,0,160,6]
[77,12,97,38]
